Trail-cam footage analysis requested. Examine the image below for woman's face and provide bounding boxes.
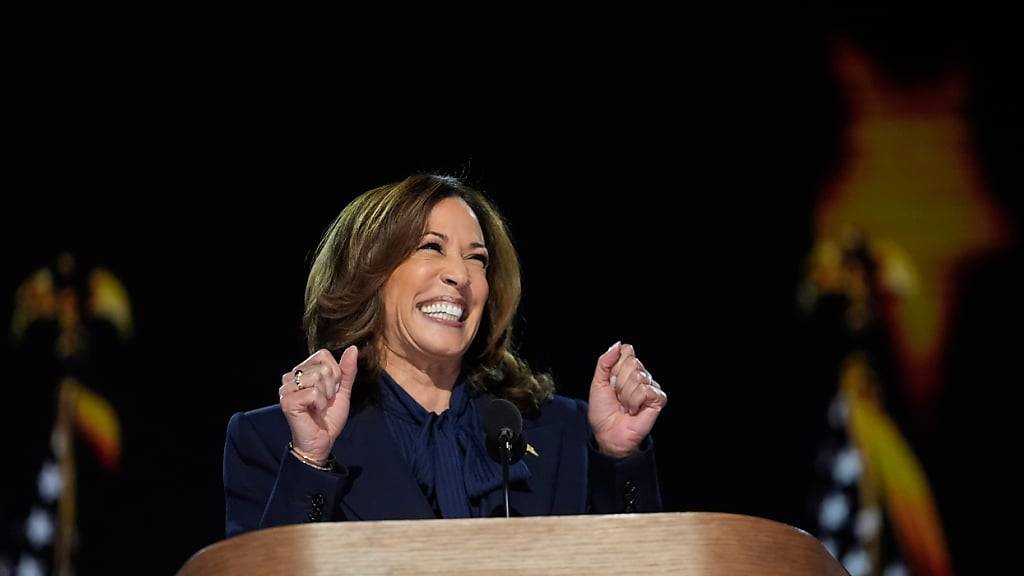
[381,197,490,365]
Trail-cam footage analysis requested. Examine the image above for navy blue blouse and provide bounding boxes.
[378,372,530,518]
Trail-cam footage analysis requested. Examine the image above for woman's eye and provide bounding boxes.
[419,242,443,253]
[469,254,489,267]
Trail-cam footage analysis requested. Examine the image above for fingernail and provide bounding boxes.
[607,341,621,352]
[610,375,618,389]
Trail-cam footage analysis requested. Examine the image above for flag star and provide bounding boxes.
[832,446,862,486]
[854,506,882,542]
[50,429,66,457]
[25,508,54,549]
[841,547,872,576]
[819,491,850,532]
[38,461,63,503]
[827,396,849,429]
[16,554,45,576]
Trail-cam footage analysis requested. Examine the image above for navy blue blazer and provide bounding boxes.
[224,394,661,537]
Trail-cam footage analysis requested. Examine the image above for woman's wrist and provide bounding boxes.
[594,436,641,460]
[289,442,335,470]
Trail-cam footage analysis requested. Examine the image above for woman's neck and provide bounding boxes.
[382,345,461,414]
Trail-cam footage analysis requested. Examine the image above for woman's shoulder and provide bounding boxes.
[526,393,587,426]
[226,404,290,445]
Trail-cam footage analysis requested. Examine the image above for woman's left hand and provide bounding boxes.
[588,342,668,458]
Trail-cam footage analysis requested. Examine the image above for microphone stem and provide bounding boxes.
[502,439,511,518]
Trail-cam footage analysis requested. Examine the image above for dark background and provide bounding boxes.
[2,25,1020,574]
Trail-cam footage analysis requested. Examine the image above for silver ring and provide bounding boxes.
[294,369,304,390]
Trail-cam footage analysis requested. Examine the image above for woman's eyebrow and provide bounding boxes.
[424,231,486,250]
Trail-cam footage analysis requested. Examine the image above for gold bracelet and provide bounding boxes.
[289,442,335,471]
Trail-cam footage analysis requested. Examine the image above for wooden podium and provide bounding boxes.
[179,512,847,575]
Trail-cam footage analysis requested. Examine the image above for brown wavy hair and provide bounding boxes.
[303,174,554,414]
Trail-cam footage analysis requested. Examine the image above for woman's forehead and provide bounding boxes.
[425,198,484,240]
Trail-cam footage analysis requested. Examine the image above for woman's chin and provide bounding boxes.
[422,344,469,361]
[413,322,477,359]
[413,335,471,361]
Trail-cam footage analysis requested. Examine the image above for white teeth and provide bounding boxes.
[423,311,461,322]
[418,302,464,321]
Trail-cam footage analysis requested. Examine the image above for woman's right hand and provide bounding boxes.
[278,345,359,465]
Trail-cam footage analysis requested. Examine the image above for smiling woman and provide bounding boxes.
[301,175,546,415]
[379,197,493,412]
[223,174,668,534]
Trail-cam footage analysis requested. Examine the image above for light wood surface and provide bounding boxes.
[179,512,847,575]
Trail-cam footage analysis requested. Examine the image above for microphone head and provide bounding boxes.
[482,398,527,464]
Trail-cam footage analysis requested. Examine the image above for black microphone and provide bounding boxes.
[481,399,527,517]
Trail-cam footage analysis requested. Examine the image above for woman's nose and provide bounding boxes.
[441,258,470,287]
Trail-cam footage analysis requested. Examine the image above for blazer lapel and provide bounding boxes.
[331,403,436,521]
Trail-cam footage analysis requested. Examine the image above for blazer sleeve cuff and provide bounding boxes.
[259,445,349,528]
[588,435,663,513]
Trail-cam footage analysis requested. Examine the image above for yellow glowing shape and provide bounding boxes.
[816,40,1012,402]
